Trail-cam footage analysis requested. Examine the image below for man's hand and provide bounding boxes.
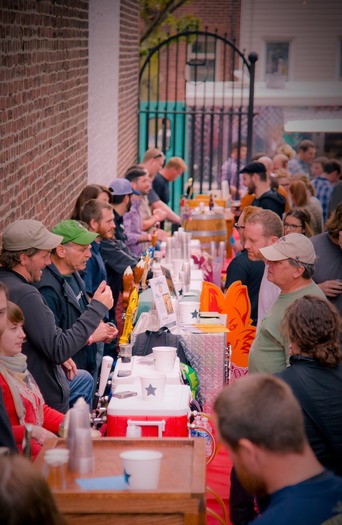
[156,228,169,241]
[92,280,114,310]
[91,320,118,344]
[318,280,342,298]
[62,358,78,381]
[153,208,167,222]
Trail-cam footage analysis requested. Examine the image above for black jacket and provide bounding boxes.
[0,268,108,413]
[252,189,286,218]
[277,355,342,475]
[36,264,100,375]
[100,238,139,321]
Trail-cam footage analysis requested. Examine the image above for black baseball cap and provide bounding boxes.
[239,161,267,175]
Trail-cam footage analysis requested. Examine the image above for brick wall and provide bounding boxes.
[117,0,140,176]
[177,0,241,39]
[0,0,89,234]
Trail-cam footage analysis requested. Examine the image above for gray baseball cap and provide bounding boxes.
[2,219,63,251]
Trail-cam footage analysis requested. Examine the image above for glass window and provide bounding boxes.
[265,42,289,79]
[186,36,219,82]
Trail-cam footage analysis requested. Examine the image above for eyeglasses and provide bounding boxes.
[234,222,245,230]
[283,222,302,230]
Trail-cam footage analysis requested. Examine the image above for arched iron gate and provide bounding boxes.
[139,30,258,213]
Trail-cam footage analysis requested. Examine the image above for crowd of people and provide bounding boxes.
[222,139,342,525]
[0,140,341,524]
[0,148,186,455]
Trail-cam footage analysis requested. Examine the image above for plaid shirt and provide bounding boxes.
[313,176,333,224]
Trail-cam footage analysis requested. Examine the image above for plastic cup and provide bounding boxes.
[119,344,133,364]
[120,449,163,490]
[178,301,200,324]
[152,346,177,371]
[66,405,90,453]
[69,427,94,474]
[44,450,69,491]
[140,373,166,401]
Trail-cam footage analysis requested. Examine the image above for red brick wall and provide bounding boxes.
[139,0,242,101]
[177,0,241,38]
[0,0,89,234]
[117,0,140,176]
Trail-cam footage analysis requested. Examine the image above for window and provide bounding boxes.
[265,42,289,80]
[186,37,220,83]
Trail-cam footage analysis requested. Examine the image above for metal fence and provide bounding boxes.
[139,29,257,211]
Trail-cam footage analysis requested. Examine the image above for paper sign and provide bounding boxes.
[149,276,177,329]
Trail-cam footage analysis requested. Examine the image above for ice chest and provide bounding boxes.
[112,355,182,389]
[107,384,191,438]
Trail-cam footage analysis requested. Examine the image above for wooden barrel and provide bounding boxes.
[185,212,227,251]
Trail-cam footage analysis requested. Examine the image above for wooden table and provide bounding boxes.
[35,437,207,525]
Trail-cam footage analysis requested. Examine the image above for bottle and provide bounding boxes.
[209,193,214,211]
[198,417,213,458]
[190,415,201,438]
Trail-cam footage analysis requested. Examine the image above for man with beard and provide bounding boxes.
[214,374,342,525]
[240,162,285,218]
[80,200,116,297]
[100,179,140,345]
[124,165,168,256]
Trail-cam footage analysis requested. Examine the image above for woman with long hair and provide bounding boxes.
[283,208,314,237]
[70,184,111,220]
[0,302,64,457]
[289,179,323,234]
[279,295,342,474]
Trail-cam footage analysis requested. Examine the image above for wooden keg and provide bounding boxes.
[185,211,227,251]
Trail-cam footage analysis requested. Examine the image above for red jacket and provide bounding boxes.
[0,374,64,458]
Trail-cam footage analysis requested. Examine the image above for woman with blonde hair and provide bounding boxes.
[289,179,323,235]
[0,302,64,458]
[278,295,342,474]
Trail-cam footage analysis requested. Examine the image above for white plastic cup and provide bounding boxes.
[44,449,69,490]
[120,449,163,490]
[140,373,166,401]
[152,346,177,372]
[178,301,200,324]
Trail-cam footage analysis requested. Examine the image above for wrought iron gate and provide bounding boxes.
[139,29,257,212]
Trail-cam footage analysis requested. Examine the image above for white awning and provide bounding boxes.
[284,108,342,133]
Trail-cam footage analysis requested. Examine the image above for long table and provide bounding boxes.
[35,437,207,525]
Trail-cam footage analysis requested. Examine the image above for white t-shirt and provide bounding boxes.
[257,265,280,327]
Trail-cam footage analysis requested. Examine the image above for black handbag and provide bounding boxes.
[132,326,192,367]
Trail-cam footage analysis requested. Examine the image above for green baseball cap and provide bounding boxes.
[51,220,98,245]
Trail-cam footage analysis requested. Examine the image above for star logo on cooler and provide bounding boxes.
[191,309,198,319]
[145,383,157,396]
[123,469,131,485]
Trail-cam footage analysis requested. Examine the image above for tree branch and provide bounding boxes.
[140,0,189,46]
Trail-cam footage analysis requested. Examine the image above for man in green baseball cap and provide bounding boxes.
[52,219,99,247]
[37,220,117,387]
